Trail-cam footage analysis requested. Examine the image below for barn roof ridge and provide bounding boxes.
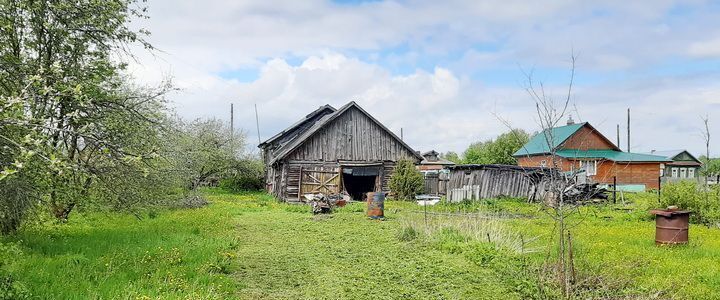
[258,104,336,147]
[268,101,423,164]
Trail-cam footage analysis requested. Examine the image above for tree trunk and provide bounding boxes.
[52,202,75,223]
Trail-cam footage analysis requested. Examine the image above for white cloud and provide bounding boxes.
[688,37,720,58]
[125,0,720,157]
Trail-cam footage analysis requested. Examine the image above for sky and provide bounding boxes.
[128,0,720,157]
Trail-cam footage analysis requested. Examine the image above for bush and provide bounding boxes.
[389,159,424,200]
[219,175,264,192]
[0,175,40,234]
[0,273,30,300]
[219,159,264,192]
[660,181,720,225]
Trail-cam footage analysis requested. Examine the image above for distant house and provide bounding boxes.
[649,150,703,179]
[513,120,671,190]
[258,101,423,202]
[418,150,455,173]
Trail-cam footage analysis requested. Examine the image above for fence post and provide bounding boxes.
[658,176,662,203]
[613,176,617,204]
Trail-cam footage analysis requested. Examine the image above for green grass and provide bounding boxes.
[2,189,720,299]
[0,190,517,299]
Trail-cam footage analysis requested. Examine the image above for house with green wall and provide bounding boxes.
[648,150,703,179]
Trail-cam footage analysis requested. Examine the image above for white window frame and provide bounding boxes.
[579,160,597,176]
[671,168,678,178]
[680,168,687,178]
[688,168,695,178]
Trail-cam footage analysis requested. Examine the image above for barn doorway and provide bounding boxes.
[341,166,380,200]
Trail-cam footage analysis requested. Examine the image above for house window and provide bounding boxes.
[671,168,678,178]
[689,168,695,178]
[579,160,597,176]
[680,168,687,178]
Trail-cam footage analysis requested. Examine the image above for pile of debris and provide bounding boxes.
[302,192,350,214]
[563,183,608,203]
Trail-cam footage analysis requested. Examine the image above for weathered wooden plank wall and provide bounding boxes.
[422,172,450,195]
[286,107,416,162]
[447,168,540,201]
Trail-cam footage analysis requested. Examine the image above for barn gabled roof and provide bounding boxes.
[258,104,336,148]
[268,101,423,164]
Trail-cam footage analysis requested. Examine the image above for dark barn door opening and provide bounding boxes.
[342,166,380,200]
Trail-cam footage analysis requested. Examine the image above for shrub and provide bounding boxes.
[0,272,30,300]
[219,175,264,192]
[0,175,40,234]
[659,181,720,225]
[220,159,264,192]
[389,159,424,200]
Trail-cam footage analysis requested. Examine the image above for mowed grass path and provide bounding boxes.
[214,192,516,299]
[1,190,517,299]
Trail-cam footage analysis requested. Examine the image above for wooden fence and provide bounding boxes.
[446,164,554,202]
[424,172,449,195]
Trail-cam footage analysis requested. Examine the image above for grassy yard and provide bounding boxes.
[1,189,719,299]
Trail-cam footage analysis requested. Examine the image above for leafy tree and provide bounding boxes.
[169,118,247,191]
[220,157,265,192]
[441,151,462,164]
[463,129,530,165]
[0,0,173,226]
[699,156,720,177]
[389,159,425,200]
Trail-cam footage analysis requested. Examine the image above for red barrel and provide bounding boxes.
[650,209,691,245]
[366,192,385,219]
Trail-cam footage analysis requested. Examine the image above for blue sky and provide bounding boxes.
[130,0,720,156]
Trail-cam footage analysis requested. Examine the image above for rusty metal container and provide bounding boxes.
[650,208,691,245]
[366,192,385,219]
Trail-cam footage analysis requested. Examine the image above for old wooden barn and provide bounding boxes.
[259,101,423,202]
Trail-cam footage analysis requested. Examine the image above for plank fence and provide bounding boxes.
[446,164,555,202]
[423,172,449,195]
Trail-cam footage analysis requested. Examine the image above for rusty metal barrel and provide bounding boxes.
[366,192,385,219]
[650,208,691,245]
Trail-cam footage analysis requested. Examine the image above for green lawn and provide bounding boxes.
[2,190,719,299]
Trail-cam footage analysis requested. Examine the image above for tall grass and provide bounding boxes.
[399,211,540,254]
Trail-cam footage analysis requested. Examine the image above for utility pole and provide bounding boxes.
[627,108,630,152]
[230,103,234,137]
[255,103,261,145]
[400,128,404,141]
[616,124,620,148]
